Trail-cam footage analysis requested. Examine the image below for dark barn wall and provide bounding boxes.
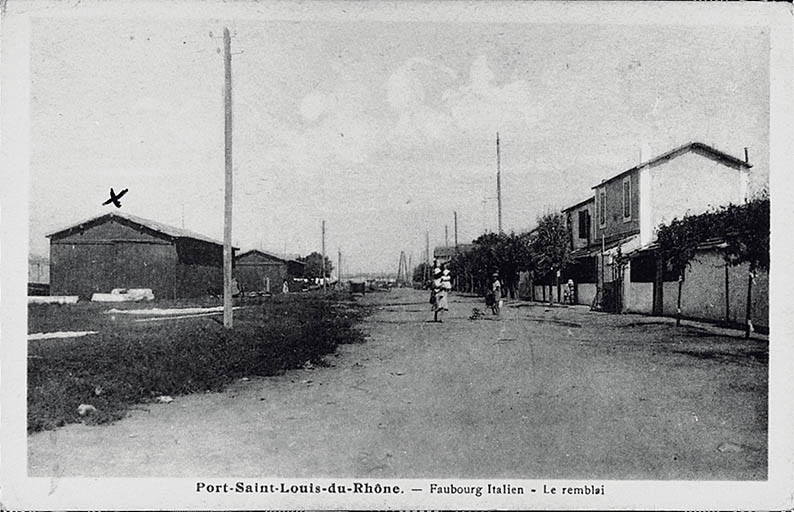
[175,239,225,297]
[234,252,289,293]
[50,219,178,299]
[236,263,287,292]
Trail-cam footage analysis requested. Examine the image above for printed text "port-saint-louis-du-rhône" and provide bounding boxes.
[196,482,605,497]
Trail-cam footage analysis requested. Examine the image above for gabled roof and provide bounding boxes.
[46,211,230,247]
[562,196,595,212]
[235,249,305,265]
[592,142,751,190]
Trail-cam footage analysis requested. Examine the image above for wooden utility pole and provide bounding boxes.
[599,233,605,310]
[322,220,326,292]
[724,263,730,325]
[338,248,342,286]
[425,231,430,282]
[454,211,458,251]
[496,132,503,234]
[745,269,754,338]
[445,225,449,247]
[222,27,233,329]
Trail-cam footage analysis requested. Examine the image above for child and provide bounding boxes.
[489,272,502,315]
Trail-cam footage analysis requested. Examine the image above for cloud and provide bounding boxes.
[385,57,457,111]
[442,56,540,137]
[268,55,543,172]
[384,55,542,154]
[299,91,327,121]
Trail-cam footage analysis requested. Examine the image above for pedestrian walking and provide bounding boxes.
[488,272,502,315]
[431,267,449,322]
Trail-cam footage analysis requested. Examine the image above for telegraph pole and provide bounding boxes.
[425,231,430,282]
[454,211,458,251]
[322,220,327,292]
[338,247,342,285]
[496,132,503,234]
[222,27,234,329]
[445,225,449,247]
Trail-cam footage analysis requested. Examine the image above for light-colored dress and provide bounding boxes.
[432,276,448,312]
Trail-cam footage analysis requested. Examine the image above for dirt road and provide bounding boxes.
[28,288,767,479]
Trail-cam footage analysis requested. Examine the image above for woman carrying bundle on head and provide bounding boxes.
[431,266,449,322]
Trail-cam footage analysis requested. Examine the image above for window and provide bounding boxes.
[599,189,606,227]
[578,210,590,239]
[622,176,631,220]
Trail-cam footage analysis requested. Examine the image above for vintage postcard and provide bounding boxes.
[2,0,793,509]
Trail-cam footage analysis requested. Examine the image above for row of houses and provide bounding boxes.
[523,141,768,331]
[43,211,305,299]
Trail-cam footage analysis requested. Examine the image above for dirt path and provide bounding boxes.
[28,289,767,479]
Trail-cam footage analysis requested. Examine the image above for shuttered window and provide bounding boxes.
[578,210,590,239]
[622,177,631,220]
[599,189,606,227]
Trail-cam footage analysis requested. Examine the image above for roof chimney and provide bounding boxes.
[744,147,749,164]
[639,142,652,164]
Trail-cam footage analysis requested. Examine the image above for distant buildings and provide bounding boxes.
[28,254,50,295]
[47,211,234,299]
[234,250,305,293]
[433,244,475,267]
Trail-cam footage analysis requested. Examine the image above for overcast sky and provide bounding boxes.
[29,13,769,273]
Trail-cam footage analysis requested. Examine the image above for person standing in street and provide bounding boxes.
[432,267,449,322]
[490,272,502,315]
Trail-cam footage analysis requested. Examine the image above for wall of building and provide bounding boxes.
[234,252,293,293]
[176,263,224,297]
[624,281,653,314]
[236,263,287,293]
[594,170,640,242]
[577,283,597,306]
[630,248,769,331]
[648,150,747,240]
[50,220,178,299]
[565,200,595,251]
[533,284,562,303]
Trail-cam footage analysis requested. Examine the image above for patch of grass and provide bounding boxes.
[27,294,367,433]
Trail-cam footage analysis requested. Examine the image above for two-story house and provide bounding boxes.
[558,142,752,315]
[561,197,598,305]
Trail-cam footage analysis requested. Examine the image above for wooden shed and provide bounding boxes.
[47,211,235,299]
[234,250,305,293]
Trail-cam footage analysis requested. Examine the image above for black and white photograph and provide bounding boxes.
[2,0,793,509]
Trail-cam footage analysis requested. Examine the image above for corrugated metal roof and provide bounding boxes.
[46,211,228,246]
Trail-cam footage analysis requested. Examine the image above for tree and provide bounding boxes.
[656,214,701,326]
[299,252,334,280]
[722,195,769,337]
[656,193,769,333]
[530,212,571,304]
[412,262,433,287]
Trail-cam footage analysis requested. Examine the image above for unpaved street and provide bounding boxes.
[28,288,767,479]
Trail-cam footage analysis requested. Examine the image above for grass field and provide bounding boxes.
[27,293,368,433]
